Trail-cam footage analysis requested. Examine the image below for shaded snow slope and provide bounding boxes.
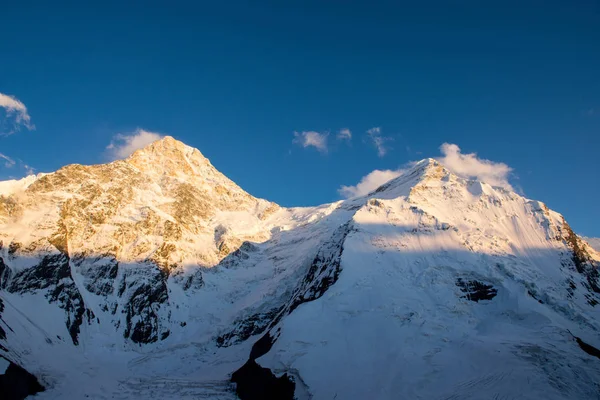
[0,142,598,399]
[256,160,600,399]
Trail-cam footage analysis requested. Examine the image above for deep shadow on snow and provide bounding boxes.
[231,332,295,400]
[0,356,45,400]
[570,333,600,359]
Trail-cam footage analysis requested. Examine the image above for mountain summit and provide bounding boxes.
[126,135,220,178]
[1,138,599,399]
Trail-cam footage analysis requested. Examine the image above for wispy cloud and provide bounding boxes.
[0,152,36,177]
[367,127,392,157]
[436,143,513,190]
[23,164,35,175]
[0,152,16,168]
[293,131,328,153]
[106,128,164,160]
[337,128,352,141]
[339,168,405,198]
[0,92,34,135]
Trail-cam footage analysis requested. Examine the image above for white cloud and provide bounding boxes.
[106,128,164,160]
[23,164,35,175]
[0,152,16,168]
[0,152,36,177]
[293,131,328,153]
[0,92,34,134]
[367,127,392,157]
[436,143,513,190]
[337,128,352,140]
[339,142,515,199]
[338,168,405,198]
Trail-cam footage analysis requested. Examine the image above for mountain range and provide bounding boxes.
[1,136,599,399]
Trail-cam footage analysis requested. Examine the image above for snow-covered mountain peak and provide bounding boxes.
[369,156,516,205]
[0,173,46,196]
[368,157,450,199]
[126,135,212,176]
[1,137,280,275]
[1,139,600,400]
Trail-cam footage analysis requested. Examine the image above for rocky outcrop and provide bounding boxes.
[0,137,279,350]
[456,278,498,302]
[560,219,600,306]
[5,254,87,345]
[119,265,170,344]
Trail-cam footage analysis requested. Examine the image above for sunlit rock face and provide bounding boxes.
[0,140,599,399]
[0,137,280,348]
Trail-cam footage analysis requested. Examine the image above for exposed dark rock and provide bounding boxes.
[574,336,600,359]
[456,278,498,302]
[216,306,283,348]
[566,278,577,298]
[7,254,87,345]
[0,256,11,288]
[585,294,599,307]
[527,289,544,304]
[288,222,352,314]
[180,269,204,291]
[121,266,170,344]
[7,242,21,256]
[73,255,118,296]
[221,223,351,350]
[219,241,258,268]
[0,358,45,400]
[7,254,70,292]
[0,298,6,340]
[562,219,600,298]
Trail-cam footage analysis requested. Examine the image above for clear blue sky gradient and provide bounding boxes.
[0,1,599,235]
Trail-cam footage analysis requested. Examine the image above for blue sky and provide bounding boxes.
[0,1,598,236]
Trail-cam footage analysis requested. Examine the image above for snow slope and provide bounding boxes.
[0,140,599,399]
[257,159,600,399]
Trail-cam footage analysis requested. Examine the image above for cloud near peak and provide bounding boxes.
[0,92,34,135]
[293,131,328,153]
[339,143,515,198]
[436,143,513,190]
[338,168,405,198]
[106,128,164,160]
